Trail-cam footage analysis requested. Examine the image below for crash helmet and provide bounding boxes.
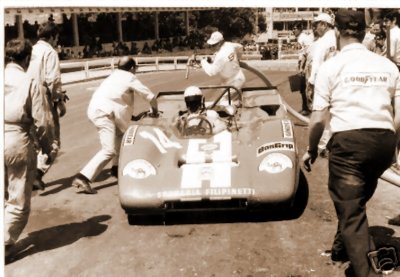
[184,86,204,113]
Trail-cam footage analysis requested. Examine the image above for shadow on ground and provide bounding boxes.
[38,169,116,196]
[6,215,111,264]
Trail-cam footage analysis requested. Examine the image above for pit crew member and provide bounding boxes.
[72,56,159,194]
[5,39,54,258]
[27,21,68,190]
[200,31,245,101]
[302,9,400,277]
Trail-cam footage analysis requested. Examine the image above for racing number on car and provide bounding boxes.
[140,127,181,154]
[181,130,232,189]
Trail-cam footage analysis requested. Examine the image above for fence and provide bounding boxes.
[60,54,298,85]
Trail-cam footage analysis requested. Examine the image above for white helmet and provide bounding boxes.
[184,86,202,97]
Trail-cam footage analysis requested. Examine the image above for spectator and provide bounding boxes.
[83,44,91,58]
[383,10,400,68]
[112,41,119,56]
[362,22,377,50]
[151,39,160,53]
[130,42,139,55]
[71,57,159,194]
[91,36,104,57]
[27,21,68,190]
[372,31,387,55]
[164,38,173,52]
[302,9,400,277]
[4,39,54,259]
[142,42,152,55]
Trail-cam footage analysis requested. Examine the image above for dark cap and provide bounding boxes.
[118,56,136,71]
[335,9,366,31]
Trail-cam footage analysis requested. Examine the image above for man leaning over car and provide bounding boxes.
[71,56,159,194]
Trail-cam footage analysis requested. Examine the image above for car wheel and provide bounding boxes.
[285,169,309,219]
[127,213,165,225]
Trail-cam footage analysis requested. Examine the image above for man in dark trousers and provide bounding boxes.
[302,9,400,277]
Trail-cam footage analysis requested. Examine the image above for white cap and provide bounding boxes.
[207,31,224,45]
[314,13,334,26]
[184,86,202,97]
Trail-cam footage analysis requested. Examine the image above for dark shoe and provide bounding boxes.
[388,215,400,226]
[33,169,45,190]
[72,174,97,194]
[331,249,349,262]
[344,265,355,277]
[5,244,16,263]
[111,166,118,178]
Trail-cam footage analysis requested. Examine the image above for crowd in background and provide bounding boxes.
[55,31,208,60]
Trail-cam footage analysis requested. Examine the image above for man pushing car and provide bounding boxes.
[71,56,159,194]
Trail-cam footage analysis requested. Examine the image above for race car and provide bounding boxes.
[118,62,305,224]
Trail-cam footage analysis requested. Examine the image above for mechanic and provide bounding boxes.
[293,22,314,116]
[4,39,54,259]
[302,9,400,277]
[382,10,400,68]
[27,20,68,190]
[308,12,338,158]
[72,56,159,194]
[199,31,245,102]
[177,86,226,135]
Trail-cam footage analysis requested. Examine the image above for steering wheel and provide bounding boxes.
[183,114,213,136]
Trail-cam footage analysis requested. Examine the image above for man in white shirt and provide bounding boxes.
[308,12,338,157]
[303,9,400,277]
[383,10,400,67]
[308,13,337,87]
[72,57,159,194]
[200,31,245,102]
[27,21,68,190]
[293,22,313,115]
[5,39,53,258]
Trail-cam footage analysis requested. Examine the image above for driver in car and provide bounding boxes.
[177,86,226,135]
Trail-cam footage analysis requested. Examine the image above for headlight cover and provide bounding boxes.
[123,159,156,179]
[259,153,293,174]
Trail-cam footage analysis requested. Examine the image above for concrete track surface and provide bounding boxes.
[5,68,400,277]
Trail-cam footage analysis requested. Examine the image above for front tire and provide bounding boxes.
[127,213,165,225]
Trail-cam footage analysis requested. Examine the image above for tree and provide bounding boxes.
[197,8,256,40]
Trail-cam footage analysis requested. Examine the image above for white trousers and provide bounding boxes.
[80,111,123,181]
[4,132,36,246]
